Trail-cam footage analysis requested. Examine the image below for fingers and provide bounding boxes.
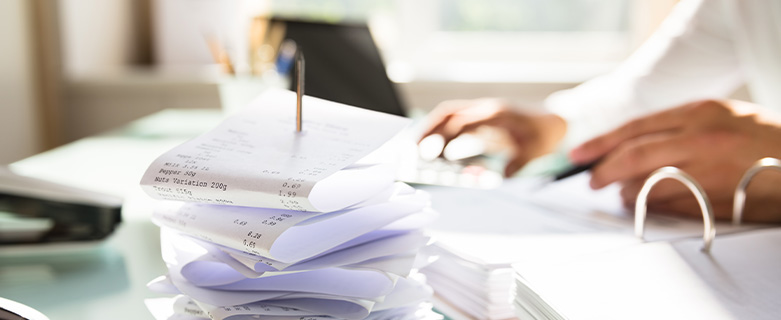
[742,198,781,223]
[590,132,697,189]
[418,98,565,176]
[504,152,533,178]
[419,99,528,162]
[618,164,742,222]
[620,187,732,221]
[419,100,497,145]
[418,100,471,143]
[648,197,733,221]
[618,164,740,205]
[619,177,687,206]
[438,113,500,145]
[570,106,689,164]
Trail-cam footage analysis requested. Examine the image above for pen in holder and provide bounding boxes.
[635,166,716,252]
[732,157,781,225]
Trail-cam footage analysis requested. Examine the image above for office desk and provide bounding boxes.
[0,110,225,320]
[2,108,758,320]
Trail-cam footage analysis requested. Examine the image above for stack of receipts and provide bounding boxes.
[138,90,441,320]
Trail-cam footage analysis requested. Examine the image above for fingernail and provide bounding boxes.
[569,147,586,163]
[589,177,602,189]
[504,166,516,178]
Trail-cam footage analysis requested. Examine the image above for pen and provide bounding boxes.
[276,40,297,76]
[204,33,235,75]
[552,160,600,181]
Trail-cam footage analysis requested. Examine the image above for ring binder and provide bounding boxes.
[732,157,781,225]
[634,166,716,252]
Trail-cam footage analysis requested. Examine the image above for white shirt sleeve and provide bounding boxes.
[547,0,744,150]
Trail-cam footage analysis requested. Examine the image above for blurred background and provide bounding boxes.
[0,0,678,164]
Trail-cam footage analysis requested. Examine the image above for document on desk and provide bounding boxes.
[140,89,409,213]
[513,227,781,320]
[500,173,760,240]
[418,172,764,320]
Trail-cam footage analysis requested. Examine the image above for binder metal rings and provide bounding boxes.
[635,166,716,253]
[732,157,781,225]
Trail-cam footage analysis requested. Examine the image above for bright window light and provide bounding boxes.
[268,0,635,82]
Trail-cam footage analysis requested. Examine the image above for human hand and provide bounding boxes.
[419,98,566,177]
[570,99,781,223]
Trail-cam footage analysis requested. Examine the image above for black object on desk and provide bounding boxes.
[279,19,406,117]
[0,168,122,244]
[553,161,599,181]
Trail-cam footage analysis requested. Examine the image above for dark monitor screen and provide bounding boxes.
[278,19,406,117]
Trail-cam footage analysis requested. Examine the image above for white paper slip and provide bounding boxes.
[371,273,434,311]
[158,232,400,307]
[197,268,397,297]
[147,275,181,295]
[202,296,375,320]
[147,274,435,320]
[146,296,442,320]
[147,294,374,320]
[153,186,428,264]
[173,231,429,285]
[140,89,410,212]
[221,227,417,273]
[145,297,190,320]
[167,263,391,308]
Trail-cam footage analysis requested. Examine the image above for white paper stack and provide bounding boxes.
[423,246,516,320]
[421,232,639,320]
[138,90,441,320]
[417,177,721,320]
